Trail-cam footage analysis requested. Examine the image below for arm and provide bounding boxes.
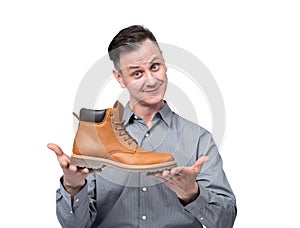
[56,174,97,228]
[191,132,236,227]
[150,132,237,228]
[48,143,99,228]
[185,152,237,228]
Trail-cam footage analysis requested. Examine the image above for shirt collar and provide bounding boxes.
[123,100,173,127]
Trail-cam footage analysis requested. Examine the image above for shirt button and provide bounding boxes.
[141,215,147,221]
[75,198,79,203]
[134,115,138,119]
[200,217,204,220]
[145,133,149,137]
[142,187,147,192]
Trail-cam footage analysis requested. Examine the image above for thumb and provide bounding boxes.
[192,156,210,170]
[47,143,64,157]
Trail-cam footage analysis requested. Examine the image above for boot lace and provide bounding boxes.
[111,115,137,145]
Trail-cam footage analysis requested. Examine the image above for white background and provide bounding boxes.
[1,0,299,227]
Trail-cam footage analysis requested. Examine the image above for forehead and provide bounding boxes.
[119,40,163,68]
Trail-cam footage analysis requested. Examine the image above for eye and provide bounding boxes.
[132,71,143,78]
[151,63,160,71]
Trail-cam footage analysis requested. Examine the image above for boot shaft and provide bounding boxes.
[73,102,138,157]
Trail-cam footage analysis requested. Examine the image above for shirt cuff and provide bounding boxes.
[184,184,209,215]
[58,176,88,209]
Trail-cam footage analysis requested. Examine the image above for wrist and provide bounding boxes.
[63,177,86,196]
[180,183,199,205]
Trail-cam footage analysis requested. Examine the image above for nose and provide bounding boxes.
[144,70,157,86]
[144,69,155,79]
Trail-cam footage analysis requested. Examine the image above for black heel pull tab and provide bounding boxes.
[79,108,107,123]
[72,112,80,120]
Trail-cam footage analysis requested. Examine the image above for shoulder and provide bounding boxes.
[171,111,211,137]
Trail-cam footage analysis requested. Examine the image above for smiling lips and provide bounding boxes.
[142,88,159,93]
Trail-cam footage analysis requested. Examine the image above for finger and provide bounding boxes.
[69,165,78,172]
[170,167,184,175]
[192,156,210,170]
[61,159,69,169]
[80,168,90,174]
[48,143,71,167]
[69,166,101,175]
[68,166,89,175]
[155,176,166,181]
[162,169,170,177]
[47,143,64,157]
[154,173,170,182]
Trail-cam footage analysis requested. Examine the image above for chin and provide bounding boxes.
[139,96,164,106]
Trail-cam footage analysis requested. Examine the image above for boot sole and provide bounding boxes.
[70,154,177,172]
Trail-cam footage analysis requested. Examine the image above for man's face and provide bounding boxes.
[113,39,168,107]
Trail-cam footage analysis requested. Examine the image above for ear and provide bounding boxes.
[113,70,126,88]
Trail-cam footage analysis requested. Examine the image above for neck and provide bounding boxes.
[129,100,164,128]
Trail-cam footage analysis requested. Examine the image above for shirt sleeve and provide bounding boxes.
[56,174,97,228]
[184,131,237,228]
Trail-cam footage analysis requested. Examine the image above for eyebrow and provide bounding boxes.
[128,65,140,70]
[128,56,161,70]
[149,56,160,63]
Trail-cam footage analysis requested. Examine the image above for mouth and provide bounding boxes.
[142,87,159,93]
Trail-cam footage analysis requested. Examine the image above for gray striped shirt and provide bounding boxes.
[56,102,236,227]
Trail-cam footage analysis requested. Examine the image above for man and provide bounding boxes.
[48,25,236,227]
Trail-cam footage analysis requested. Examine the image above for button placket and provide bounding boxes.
[141,186,147,221]
[139,173,150,224]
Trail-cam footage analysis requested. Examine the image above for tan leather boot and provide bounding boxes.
[70,101,177,172]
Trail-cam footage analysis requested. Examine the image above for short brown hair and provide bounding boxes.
[108,25,160,70]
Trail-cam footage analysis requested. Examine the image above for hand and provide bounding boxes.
[47,143,101,196]
[148,156,210,205]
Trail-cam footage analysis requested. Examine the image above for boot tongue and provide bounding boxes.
[112,100,138,150]
[113,100,124,121]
